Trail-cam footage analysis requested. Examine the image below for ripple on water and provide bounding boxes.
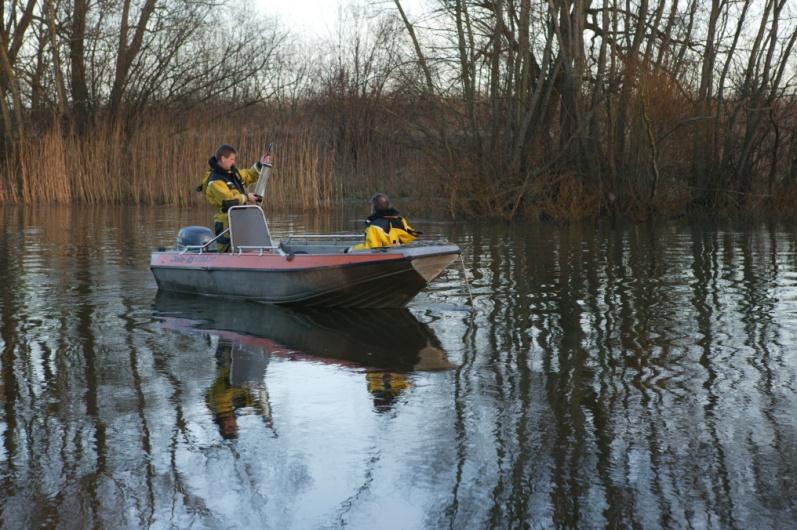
[2,210,797,527]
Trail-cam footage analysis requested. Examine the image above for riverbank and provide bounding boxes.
[3,107,796,223]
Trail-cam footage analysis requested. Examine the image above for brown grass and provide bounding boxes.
[0,107,428,209]
[4,97,797,224]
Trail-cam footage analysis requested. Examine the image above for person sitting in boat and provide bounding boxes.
[349,193,418,251]
[196,144,271,252]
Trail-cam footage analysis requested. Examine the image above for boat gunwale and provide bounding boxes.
[149,246,461,274]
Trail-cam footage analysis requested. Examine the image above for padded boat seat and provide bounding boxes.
[228,205,273,252]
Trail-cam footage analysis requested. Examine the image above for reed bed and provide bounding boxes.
[9,103,796,222]
[0,108,428,209]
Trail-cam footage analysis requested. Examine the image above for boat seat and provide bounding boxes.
[228,205,273,252]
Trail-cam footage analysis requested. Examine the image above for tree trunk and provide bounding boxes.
[45,0,69,121]
[70,0,91,133]
[109,0,158,122]
[612,0,648,178]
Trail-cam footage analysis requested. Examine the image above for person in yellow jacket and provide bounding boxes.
[350,193,418,251]
[197,144,272,252]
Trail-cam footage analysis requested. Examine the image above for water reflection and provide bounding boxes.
[155,292,453,431]
[206,341,273,439]
[2,207,797,528]
[154,292,451,373]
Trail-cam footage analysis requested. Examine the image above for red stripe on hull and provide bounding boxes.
[150,251,404,271]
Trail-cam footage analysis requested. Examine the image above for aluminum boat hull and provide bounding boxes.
[150,244,460,308]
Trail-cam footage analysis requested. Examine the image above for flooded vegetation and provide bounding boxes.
[1,206,796,527]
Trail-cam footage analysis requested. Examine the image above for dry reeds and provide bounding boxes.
[0,106,428,209]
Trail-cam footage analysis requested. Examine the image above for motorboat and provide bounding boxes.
[150,205,460,308]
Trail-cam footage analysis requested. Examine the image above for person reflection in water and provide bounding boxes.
[366,371,411,412]
[205,341,272,439]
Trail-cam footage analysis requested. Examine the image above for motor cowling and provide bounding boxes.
[176,226,214,250]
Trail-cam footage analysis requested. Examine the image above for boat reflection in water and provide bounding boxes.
[154,292,452,437]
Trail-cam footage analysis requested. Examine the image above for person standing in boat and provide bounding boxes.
[197,144,271,252]
[350,193,418,250]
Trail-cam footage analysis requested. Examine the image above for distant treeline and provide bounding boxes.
[1,0,797,220]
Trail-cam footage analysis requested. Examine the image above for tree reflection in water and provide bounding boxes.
[2,207,797,528]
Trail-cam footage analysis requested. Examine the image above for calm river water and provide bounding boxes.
[1,206,796,529]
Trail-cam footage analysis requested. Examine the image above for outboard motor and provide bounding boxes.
[176,226,214,251]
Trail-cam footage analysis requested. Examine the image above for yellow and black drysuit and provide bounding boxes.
[350,208,418,251]
[197,156,266,252]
